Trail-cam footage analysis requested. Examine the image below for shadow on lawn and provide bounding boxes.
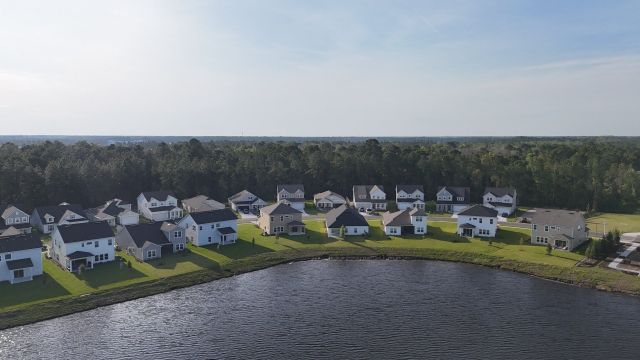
[203,239,275,260]
[75,258,147,288]
[0,273,70,309]
[147,249,220,271]
[280,227,337,245]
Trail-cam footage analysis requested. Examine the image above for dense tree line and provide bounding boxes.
[0,138,638,213]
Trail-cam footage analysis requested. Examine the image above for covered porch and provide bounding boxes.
[6,258,35,284]
[287,221,306,236]
[67,251,95,272]
[458,223,476,237]
[218,227,237,244]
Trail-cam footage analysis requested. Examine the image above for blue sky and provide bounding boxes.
[0,0,639,136]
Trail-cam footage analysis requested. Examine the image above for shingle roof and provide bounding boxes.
[396,185,424,194]
[436,186,470,204]
[228,190,260,204]
[188,209,237,224]
[68,251,94,260]
[326,205,368,228]
[7,258,34,270]
[57,222,114,243]
[1,204,29,224]
[313,190,346,202]
[409,208,426,217]
[277,184,304,194]
[353,185,385,201]
[33,204,87,224]
[458,205,498,217]
[260,202,302,215]
[382,210,412,227]
[484,187,516,198]
[182,195,225,212]
[148,205,178,213]
[0,233,41,253]
[218,227,236,235]
[141,191,176,202]
[122,222,174,248]
[530,208,585,227]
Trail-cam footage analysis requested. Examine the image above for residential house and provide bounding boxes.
[325,205,369,237]
[276,184,305,211]
[435,186,471,213]
[258,202,305,236]
[137,191,183,222]
[0,204,32,237]
[0,233,42,284]
[50,221,115,272]
[382,208,427,236]
[456,205,498,237]
[483,187,517,216]
[86,199,139,227]
[395,185,425,210]
[116,221,186,261]
[182,195,225,213]
[179,209,238,246]
[31,203,89,234]
[529,208,588,250]
[313,190,347,210]
[228,190,267,213]
[352,185,386,212]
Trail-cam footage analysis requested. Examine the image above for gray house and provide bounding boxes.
[529,208,588,250]
[435,186,470,213]
[0,204,32,237]
[116,221,187,262]
[31,203,89,234]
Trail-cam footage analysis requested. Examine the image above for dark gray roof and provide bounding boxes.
[0,233,41,253]
[7,258,34,270]
[288,220,305,227]
[182,195,225,212]
[382,210,412,227]
[353,185,385,202]
[277,184,304,193]
[141,191,175,202]
[260,202,302,215]
[530,208,585,227]
[489,201,513,207]
[33,204,87,224]
[122,222,174,248]
[188,209,237,224]
[396,185,424,194]
[409,208,426,217]
[228,190,261,204]
[436,186,470,204]
[484,187,516,197]
[326,205,368,228]
[218,227,236,235]
[57,222,114,243]
[458,205,498,217]
[459,223,476,229]
[148,205,178,213]
[67,251,94,260]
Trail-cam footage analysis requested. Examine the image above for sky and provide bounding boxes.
[0,0,639,136]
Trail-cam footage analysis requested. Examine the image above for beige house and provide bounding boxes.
[258,202,305,236]
[529,208,588,250]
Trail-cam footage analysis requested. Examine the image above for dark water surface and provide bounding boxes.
[1,260,640,359]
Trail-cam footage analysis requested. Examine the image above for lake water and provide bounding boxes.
[1,260,640,359]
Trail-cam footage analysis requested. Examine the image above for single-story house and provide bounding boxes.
[313,190,347,210]
[228,190,267,212]
[325,205,369,237]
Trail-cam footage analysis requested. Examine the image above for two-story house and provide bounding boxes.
[530,208,588,250]
[116,221,187,261]
[382,208,427,236]
[87,198,139,227]
[179,209,238,246]
[0,204,32,237]
[228,190,267,213]
[483,187,517,216]
[137,191,183,222]
[435,186,470,213]
[352,185,386,212]
[313,190,347,210]
[395,185,425,210]
[50,221,115,272]
[0,233,42,284]
[258,202,305,236]
[276,184,305,212]
[456,205,498,237]
[325,205,369,238]
[31,203,89,234]
[182,195,225,213]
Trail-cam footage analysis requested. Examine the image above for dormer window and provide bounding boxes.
[151,203,157,207]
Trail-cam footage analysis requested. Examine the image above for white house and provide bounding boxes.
[179,209,238,246]
[313,190,347,210]
[137,191,183,222]
[0,204,32,237]
[31,203,89,234]
[276,184,305,211]
[483,187,517,216]
[50,222,115,272]
[435,186,470,213]
[456,205,498,238]
[395,185,425,210]
[228,190,267,213]
[382,208,427,236]
[87,199,139,227]
[352,185,386,212]
[0,233,42,284]
[325,205,369,237]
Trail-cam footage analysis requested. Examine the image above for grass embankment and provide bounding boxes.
[2,219,640,330]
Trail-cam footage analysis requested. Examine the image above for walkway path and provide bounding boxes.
[608,241,640,275]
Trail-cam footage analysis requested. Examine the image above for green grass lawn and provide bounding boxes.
[587,213,640,234]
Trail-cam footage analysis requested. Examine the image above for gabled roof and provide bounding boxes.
[0,233,41,253]
[1,204,28,220]
[7,258,34,270]
[382,208,426,227]
[141,191,176,202]
[530,208,585,227]
[396,185,424,194]
[122,222,174,248]
[313,190,346,202]
[56,222,114,243]
[277,184,305,193]
[326,205,368,228]
[458,205,498,217]
[436,186,470,204]
[188,209,237,224]
[409,208,426,217]
[182,195,225,212]
[260,202,302,215]
[228,190,261,204]
[33,204,87,224]
[353,185,385,202]
[484,187,516,198]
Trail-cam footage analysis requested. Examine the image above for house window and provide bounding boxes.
[147,250,156,258]
[280,216,284,222]
[199,225,203,231]
[95,241,99,247]
[216,223,220,228]
[479,218,483,224]
[544,225,549,232]
[22,216,28,222]
[5,253,11,260]
[108,239,112,246]
[533,224,537,230]
[489,219,494,224]
[176,243,184,251]
[99,254,104,261]
[211,224,215,229]
[175,231,182,238]
[6,218,12,225]
[95,255,99,262]
[14,269,24,279]
[353,228,358,234]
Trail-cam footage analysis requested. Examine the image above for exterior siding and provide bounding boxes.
[456,215,497,237]
[0,248,43,284]
[51,230,115,272]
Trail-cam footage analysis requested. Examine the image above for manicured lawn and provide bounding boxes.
[587,213,640,234]
[0,272,69,309]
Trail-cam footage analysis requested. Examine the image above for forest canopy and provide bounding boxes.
[0,138,638,213]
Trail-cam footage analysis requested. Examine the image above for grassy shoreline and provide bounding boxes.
[2,219,640,330]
